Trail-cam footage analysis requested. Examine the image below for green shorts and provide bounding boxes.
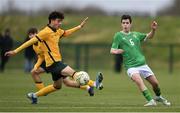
[46,61,68,81]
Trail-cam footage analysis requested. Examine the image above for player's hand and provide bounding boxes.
[4,51,16,56]
[151,21,158,30]
[80,17,88,28]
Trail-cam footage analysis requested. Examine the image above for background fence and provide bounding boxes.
[5,42,180,74]
[60,43,180,74]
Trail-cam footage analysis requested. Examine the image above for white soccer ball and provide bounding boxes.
[74,71,90,85]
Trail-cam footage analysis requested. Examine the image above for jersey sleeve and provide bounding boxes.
[62,25,81,37]
[14,37,38,53]
[33,55,44,70]
[135,32,147,42]
[111,33,121,49]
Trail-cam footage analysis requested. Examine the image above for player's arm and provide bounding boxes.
[5,37,38,56]
[5,30,47,56]
[146,21,157,39]
[110,48,124,54]
[33,55,45,71]
[63,17,88,37]
[110,33,124,54]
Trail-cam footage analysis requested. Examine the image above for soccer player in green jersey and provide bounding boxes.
[110,15,170,106]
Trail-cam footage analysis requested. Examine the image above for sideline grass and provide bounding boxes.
[0,69,179,112]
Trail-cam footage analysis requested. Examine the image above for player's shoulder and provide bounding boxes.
[114,32,123,37]
[36,26,52,37]
[40,25,54,33]
[114,32,124,39]
[57,28,65,34]
[44,26,54,33]
[57,28,64,31]
[115,31,122,35]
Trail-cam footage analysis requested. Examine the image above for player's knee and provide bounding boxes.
[63,78,70,86]
[133,78,144,87]
[31,69,41,76]
[132,76,142,83]
[53,84,62,89]
[63,80,68,86]
[63,82,72,87]
[31,70,36,76]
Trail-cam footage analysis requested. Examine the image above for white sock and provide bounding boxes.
[86,85,90,91]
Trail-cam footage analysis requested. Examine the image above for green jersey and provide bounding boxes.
[111,31,147,70]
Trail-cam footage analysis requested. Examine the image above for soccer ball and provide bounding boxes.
[74,71,90,85]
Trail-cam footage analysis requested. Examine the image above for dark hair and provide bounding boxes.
[121,15,132,23]
[5,28,10,33]
[27,27,37,35]
[48,11,64,23]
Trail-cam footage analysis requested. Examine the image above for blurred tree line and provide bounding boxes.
[0,0,106,16]
[158,0,180,16]
[1,0,180,16]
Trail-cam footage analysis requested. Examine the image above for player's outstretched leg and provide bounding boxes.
[27,92,38,104]
[63,78,95,97]
[146,75,171,106]
[95,72,104,90]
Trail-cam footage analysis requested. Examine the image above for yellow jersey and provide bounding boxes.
[14,24,81,67]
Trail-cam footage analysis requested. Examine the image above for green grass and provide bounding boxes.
[0,69,179,112]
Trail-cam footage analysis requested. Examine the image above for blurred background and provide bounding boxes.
[0,0,180,74]
[0,0,180,112]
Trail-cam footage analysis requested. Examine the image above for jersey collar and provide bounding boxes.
[47,24,57,32]
[120,31,131,35]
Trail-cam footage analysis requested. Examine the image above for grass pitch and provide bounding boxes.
[0,69,179,112]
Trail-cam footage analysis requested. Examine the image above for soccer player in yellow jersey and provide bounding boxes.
[32,40,101,96]
[5,11,103,104]
[29,28,102,96]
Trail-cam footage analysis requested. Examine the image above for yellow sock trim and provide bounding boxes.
[35,82,45,90]
[35,84,57,97]
[88,80,94,87]
[80,85,89,90]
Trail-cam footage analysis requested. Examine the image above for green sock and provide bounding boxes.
[142,89,153,101]
[154,87,161,96]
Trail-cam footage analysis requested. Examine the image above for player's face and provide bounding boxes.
[51,19,63,29]
[121,19,131,33]
[29,33,36,38]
